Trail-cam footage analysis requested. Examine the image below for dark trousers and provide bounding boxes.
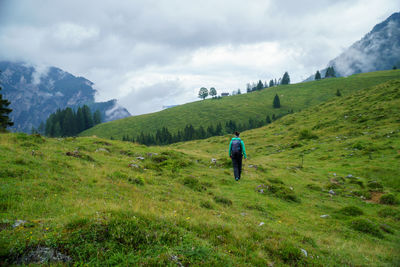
[231,153,243,179]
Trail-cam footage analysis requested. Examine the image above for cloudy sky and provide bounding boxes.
[0,0,399,115]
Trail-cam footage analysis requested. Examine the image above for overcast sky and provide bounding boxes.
[0,0,399,115]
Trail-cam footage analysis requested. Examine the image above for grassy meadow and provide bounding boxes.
[81,70,400,140]
[1,77,400,265]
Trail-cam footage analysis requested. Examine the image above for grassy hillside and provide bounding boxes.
[1,79,400,266]
[81,70,400,140]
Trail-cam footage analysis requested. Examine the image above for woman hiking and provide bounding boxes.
[229,131,247,181]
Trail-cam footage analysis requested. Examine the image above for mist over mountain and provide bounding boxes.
[306,12,400,81]
[0,61,131,133]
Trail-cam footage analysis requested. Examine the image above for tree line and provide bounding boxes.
[42,105,101,137]
[197,71,292,100]
[120,110,293,146]
[246,71,290,93]
[314,66,336,80]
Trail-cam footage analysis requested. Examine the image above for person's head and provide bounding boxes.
[234,131,240,137]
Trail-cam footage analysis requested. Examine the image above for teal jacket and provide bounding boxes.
[229,137,247,158]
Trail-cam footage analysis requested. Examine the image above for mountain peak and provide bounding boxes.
[370,11,400,34]
[0,61,131,132]
[304,12,400,81]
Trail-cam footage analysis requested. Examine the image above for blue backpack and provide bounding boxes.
[231,139,242,154]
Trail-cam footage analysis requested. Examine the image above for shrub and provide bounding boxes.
[290,143,302,148]
[348,177,364,187]
[65,217,89,230]
[377,207,400,220]
[367,181,383,190]
[200,201,213,209]
[245,204,266,212]
[350,218,383,238]
[108,171,128,180]
[326,182,342,190]
[379,193,398,205]
[339,206,364,216]
[128,177,145,186]
[352,190,371,200]
[380,224,394,234]
[182,177,206,192]
[143,162,162,172]
[278,243,303,263]
[352,141,364,150]
[213,196,232,206]
[151,155,168,163]
[269,185,300,203]
[14,133,45,144]
[298,129,318,140]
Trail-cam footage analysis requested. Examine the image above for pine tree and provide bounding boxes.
[45,115,53,136]
[237,89,241,94]
[281,72,290,85]
[206,125,215,137]
[266,115,271,124]
[215,123,223,135]
[248,118,256,128]
[62,108,76,136]
[315,70,321,80]
[82,105,94,130]
[336,89,342,96]
[273,94,281,108]
[196,126,206,139]
[53,122,62,137]
[184,124,195,140]
[246,83,252,93]
[325,66,336,78]
[272,114,276,121]
[38,122,45,134]
[93,110,101,125]
[162,127,172,144]
[256,80,264,90]
[76,107,85,132]
[0,85,14,131]
[269,79,274,87]
[174,130,183,143]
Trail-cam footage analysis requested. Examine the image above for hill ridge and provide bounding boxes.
[1,77,399,265]
[81,70,400,141]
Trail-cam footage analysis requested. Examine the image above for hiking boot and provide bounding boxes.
[235,177,239,181]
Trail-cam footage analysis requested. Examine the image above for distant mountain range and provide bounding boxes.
[0,61,131,132]
[305,12,400,81]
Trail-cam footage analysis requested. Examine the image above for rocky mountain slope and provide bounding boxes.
[0,61,131,132]
[306,12,400,81]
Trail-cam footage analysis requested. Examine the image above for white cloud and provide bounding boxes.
[0,0,399,114]
[50,23,100,48]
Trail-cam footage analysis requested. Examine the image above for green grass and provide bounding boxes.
[1,76,400,265]
[81,70,400,140]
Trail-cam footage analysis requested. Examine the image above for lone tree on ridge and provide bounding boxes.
[198,87,209,100]
[209,87,217,98]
